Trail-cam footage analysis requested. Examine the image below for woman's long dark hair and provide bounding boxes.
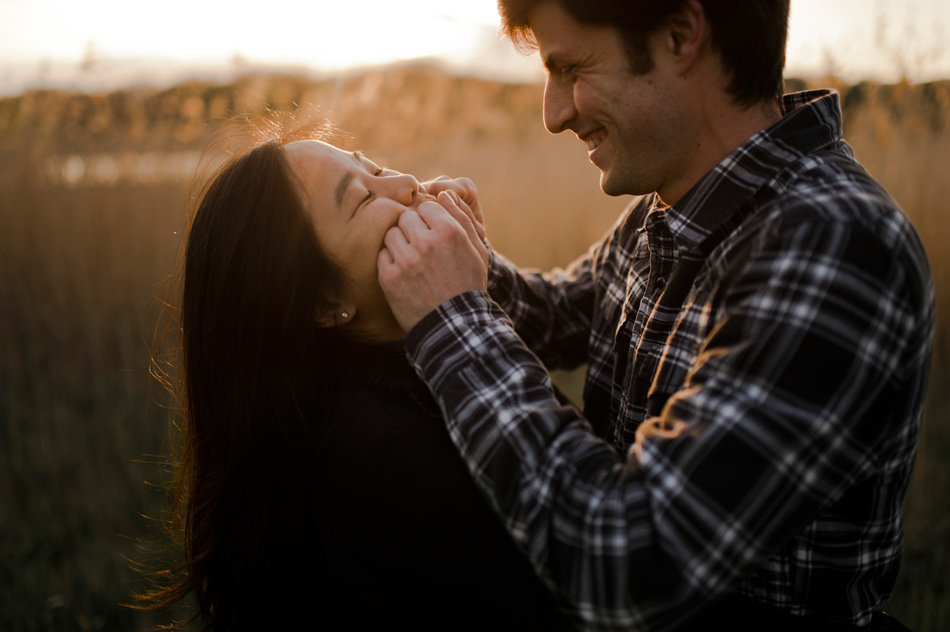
[141,120,350,629]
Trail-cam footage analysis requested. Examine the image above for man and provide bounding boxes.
[377,0,935,629]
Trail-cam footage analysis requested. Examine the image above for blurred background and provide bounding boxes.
[1,1,947,630]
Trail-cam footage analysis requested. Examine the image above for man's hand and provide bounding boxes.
[379,190,489,332]
[422,176,488,245]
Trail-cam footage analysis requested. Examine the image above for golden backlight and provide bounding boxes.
[0,0,947,83]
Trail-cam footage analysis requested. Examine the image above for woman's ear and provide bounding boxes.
[314,304,357,328]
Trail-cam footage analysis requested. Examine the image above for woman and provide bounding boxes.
[143,122,573,631]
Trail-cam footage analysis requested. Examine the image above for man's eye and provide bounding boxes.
[561,65,576,81]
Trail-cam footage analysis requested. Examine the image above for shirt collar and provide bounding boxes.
[662,89,843,252]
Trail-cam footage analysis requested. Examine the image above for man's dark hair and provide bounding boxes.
[498,0,790,107]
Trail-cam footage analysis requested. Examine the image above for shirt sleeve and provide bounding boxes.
[404,210,934,630]
[484,196,644,373]
[484,247,596,372]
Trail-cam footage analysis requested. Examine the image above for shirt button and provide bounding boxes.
[655,276,666,290]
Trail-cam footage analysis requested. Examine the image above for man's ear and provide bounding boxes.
[314,303,357,328]
[665,0,708,74]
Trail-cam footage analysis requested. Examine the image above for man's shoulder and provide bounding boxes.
[743,145,932,310]
[749,89,902,232]
[766,143,908,238]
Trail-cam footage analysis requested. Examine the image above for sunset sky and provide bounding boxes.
[1,0,947,93]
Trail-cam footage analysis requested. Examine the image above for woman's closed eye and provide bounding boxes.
[358,153,384,176]
[357,166,384,206]
[360,166,394,206]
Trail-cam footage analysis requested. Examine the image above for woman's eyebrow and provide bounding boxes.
[334,151,368,211]
[334,171,355,211]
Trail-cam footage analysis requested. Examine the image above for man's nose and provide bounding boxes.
[543,76,575,134]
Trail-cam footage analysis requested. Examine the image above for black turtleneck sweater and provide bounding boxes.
[312,339,574,631]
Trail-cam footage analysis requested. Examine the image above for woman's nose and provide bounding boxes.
[380,172,420,206]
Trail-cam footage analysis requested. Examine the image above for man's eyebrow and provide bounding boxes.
[334,152,365,210]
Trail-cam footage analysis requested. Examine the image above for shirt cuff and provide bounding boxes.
[406,290,524,385]
[486,251,522,310]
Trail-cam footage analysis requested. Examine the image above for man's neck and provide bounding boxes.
[658,50,784,206]
[660,97,783,206]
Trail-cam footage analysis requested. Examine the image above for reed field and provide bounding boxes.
[0,65,947,631]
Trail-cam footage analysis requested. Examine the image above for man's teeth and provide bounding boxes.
[587,137,603,151]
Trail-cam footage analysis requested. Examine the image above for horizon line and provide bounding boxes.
[1,55,948,99]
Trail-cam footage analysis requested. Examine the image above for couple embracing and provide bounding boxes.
[143,1,934,630]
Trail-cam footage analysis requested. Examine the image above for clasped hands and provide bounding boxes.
[378,176,490,333]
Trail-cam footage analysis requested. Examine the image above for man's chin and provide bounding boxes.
[599,172,627,197]
[599,169,654,198]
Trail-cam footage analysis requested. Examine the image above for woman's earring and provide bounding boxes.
[341,311,349,320]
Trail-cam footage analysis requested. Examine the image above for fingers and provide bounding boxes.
[384,196,488,273]
[436,190,469,225]
[398,206,432,233]
[424,177,484,222]
[421,175,452,191]
[382,209,425,266]
[383,204,449,256]
[377,243,395,269]
[378,198,489,332]
[443,191,486,242]
[425,177,474,205]
[435,191,487,253]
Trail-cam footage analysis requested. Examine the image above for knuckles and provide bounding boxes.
[382,200,479,272]
[424,176,477,200]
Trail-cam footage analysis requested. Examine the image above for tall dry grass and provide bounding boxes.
[0,66,946,630]
[836,78,950,630]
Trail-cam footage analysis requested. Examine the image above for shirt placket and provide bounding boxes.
[610,212,677,452]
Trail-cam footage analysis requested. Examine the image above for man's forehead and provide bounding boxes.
[526,2,619,67]
[526,2,610,45]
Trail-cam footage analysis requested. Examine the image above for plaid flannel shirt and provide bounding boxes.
[404,90,935,631]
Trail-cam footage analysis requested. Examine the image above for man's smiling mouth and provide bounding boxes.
[585,130,607,151]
